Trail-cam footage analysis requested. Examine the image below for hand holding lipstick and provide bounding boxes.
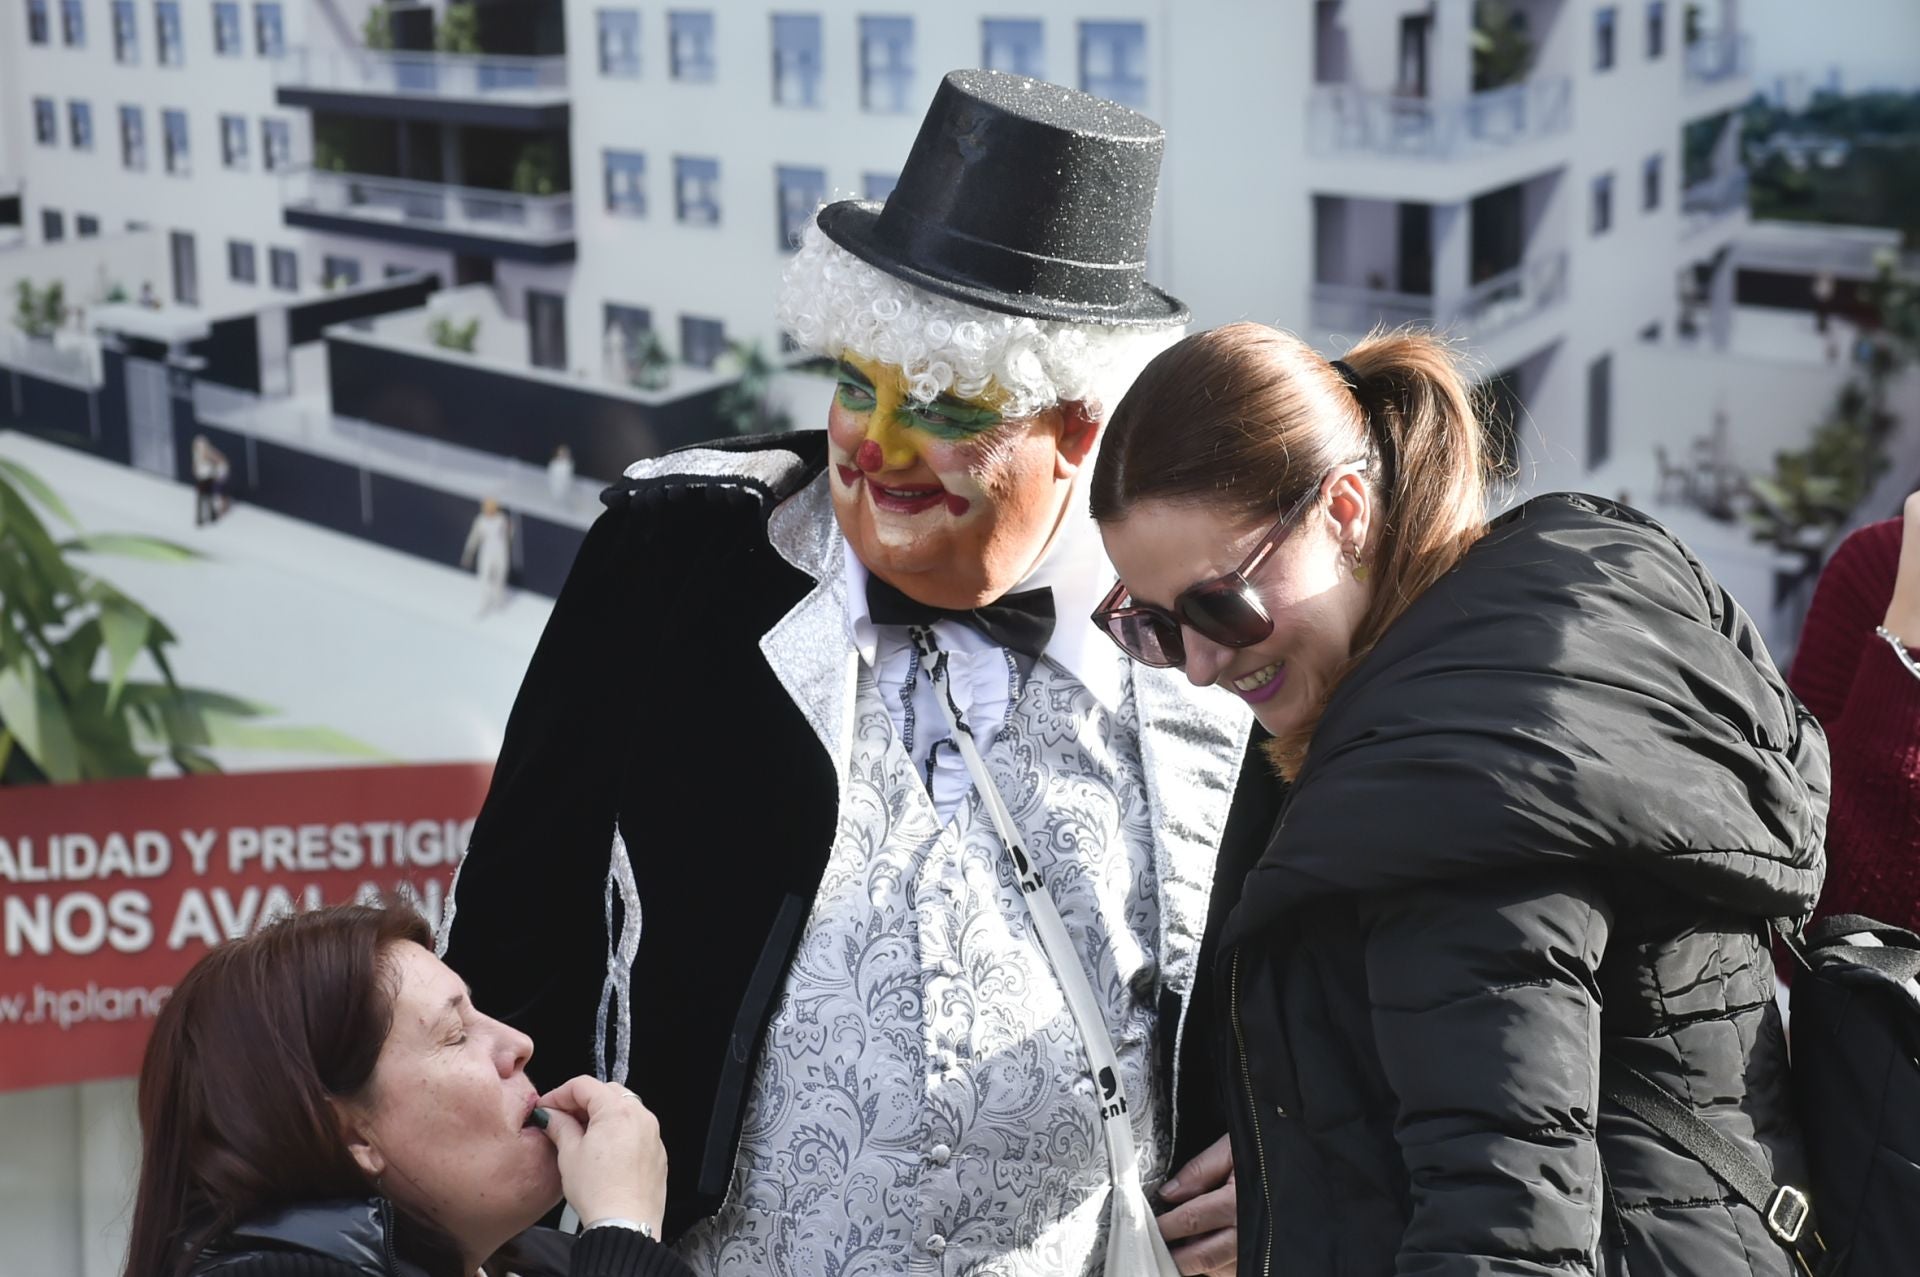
[533,1076,669,1238]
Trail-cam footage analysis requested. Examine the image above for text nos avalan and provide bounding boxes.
[3,880,447,958]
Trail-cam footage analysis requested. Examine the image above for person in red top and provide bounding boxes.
[1789,489,1920,932]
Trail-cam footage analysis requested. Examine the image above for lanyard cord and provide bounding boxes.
[910,626,1177,1276]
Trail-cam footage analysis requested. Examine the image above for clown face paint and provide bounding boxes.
[827,354,1084,610]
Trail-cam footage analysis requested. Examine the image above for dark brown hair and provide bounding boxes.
[1090,323,1492,776]
[123,904,445,1277]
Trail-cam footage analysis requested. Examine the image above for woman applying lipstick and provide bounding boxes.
[122,905,689,1277]
[1089,323,1828,1277]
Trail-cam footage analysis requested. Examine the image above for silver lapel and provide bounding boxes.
[1128,660,1251,1138]
[761,473,859,775]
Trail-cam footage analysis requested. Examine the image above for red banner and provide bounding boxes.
[0,763,491,1094]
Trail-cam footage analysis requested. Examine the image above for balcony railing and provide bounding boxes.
[275,47,568,99]
[1685,32,1750,87]
[1311,250,1569,340]
[1308,76,1572,160]
[1456,250,1569,338]
[1683,169,1750,230]
[283,170,575,243]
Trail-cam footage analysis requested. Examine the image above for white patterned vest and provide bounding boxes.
[675,652,1165,1277]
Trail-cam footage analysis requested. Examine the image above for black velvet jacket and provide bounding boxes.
[1215,495,1828,1277]
[441,433,1267,1239]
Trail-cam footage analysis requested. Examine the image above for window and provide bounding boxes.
[680,315,726,369]
[1080,21,1147,106]
[228,238,257,283]
[220,113,248,167]
[982,18,1043,78]
[323,255,361,288]
[1591,172,1614,234]
[34,98,58,146]
[261,118,290,171]
[675,156,720,224]
[864,172,898,203]
[254,1,282,56]
[120,105,146,170]
[604,150,647,216]
[669,10,715,81]
[112,0,137,62]
[776,165,825,250]
[156,1,181,63]
[213,1,239,54]
[860,16,914,114]
[42,209,66,243]
[1585,354,1612,470]
[772,14,822,107]
[1595,6,1616,71]
[269,246,298,292]
[76,214,99,237]
[1643,153,1662,210]
[171,229,198,306]
[603,303,655,382]
[598,8,639,77]
[60,0,83,45]
[69,100,93,150]
[1646,1,1665,58]
[28,0,49,44]
[384,264,413,279]
[162,109,189,175]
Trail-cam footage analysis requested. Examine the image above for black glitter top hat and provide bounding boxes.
[815,69,1188,328]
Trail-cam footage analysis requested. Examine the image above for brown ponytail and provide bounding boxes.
[1089,323,1493,777]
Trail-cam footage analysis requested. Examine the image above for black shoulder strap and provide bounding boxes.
[1599,1059,1832,1276]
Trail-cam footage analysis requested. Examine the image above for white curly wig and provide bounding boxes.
[777,217,1185,423]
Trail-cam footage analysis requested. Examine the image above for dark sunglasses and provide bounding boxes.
[1092,468,1344,669]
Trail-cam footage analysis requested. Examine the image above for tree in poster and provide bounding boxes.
[0,458,379,785]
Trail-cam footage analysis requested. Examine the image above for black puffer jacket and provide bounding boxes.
[1216,494,1828,1277]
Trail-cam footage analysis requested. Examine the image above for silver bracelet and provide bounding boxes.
[1875,626,1920,682]
[582,1217,655,1240]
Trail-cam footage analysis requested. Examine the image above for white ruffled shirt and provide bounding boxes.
[843,503,1124,822]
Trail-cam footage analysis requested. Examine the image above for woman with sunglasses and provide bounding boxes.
[1089,322,1828,1277]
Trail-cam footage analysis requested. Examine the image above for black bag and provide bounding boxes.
[1601,914,1920,1277]
[1784,914,1920,1276]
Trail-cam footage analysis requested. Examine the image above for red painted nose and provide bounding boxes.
[855,440,884,473]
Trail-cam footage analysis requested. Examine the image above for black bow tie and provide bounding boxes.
[866,575,1056,663]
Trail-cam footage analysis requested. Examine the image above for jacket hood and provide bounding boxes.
[1225,495,1828,943]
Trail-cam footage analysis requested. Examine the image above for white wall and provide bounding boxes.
[0,1081,140,1277]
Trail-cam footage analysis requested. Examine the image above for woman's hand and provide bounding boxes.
[1885,490,1920,645]
[536,1076,668,1235]
[1157,1134,1239,1275]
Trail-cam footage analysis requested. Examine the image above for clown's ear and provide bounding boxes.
[1055,400,1101,477]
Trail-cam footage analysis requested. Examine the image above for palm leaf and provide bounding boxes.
[0,457,79,528]
[60,533,202,563]
[0,657,81,782]
[202,717,386,759]
[97,600,152,712]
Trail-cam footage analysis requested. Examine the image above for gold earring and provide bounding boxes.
[1347,545,1370,583]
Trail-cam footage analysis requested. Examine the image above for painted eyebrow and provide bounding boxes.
[835,360,874,388]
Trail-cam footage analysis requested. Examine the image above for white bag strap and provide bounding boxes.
[911,627,1178,1277]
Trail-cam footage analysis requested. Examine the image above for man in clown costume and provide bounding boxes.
[441,70,1261,1276]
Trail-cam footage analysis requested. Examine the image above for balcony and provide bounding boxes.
[1682,169,1750,236]
[1311,250,1569,344]
[1685,32,1750,89]
[275,48,569,129]
[1308,76,1572,161]
[1456,251,1569,338]
[281,170,575,263]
